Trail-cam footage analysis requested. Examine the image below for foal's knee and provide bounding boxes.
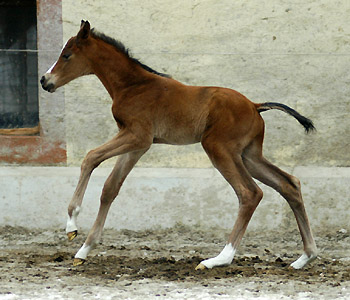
[81,150,100,173]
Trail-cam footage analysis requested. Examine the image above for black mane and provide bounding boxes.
[90,29,170,78]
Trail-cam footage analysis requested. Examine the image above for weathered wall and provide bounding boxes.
[1,166,349,231]
[1,2,349,234]
[60,0,350,168]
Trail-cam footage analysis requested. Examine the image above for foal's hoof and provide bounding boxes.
[73,258,86,266]
[195,263,207,271]
[67,230,78,241]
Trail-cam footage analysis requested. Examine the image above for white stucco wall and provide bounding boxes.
[1,2,349,233]
[1,166,349,231]
[60,0,350,168]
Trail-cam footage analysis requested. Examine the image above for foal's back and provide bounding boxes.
[140,76,262,147]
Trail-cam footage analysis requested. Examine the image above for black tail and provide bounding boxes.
[257,102,315,133]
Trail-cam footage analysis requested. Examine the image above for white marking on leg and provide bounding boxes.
[200,243,236,269]
[290,252,317,269]
[75,243,92,260]
[66,207,81,234]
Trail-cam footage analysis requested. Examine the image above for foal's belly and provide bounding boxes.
[153,122,204,145]
[153,132,202,145]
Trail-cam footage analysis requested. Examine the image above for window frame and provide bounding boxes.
[0,0,39,133]
[0,0,66,164]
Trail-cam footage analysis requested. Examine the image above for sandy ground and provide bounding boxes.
[0,225,349,300]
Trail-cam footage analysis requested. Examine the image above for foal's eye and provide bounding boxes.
[62,53,71,60]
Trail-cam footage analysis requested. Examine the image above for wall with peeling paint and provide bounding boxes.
[59,0,350,168]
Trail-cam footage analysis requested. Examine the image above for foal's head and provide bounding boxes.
[41,20,93,93]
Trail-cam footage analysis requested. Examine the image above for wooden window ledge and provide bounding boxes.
[0,125,40,136]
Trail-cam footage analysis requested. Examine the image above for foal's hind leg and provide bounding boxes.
[196,140,263,270]
[242,141,317,269]
[73,150,147,266]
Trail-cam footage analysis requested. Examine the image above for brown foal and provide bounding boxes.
[41,21,317,270]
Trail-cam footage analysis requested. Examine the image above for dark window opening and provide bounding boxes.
[0,0,38,129]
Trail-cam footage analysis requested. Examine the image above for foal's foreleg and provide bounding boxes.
[73,150,146,265]
[66,129,151,241]
[66,170,92,241]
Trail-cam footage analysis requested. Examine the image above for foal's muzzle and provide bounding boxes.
[40,75,56,93]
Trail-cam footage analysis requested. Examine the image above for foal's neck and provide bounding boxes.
[89,41,150,99]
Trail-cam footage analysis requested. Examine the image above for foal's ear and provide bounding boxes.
[77,20,91,43]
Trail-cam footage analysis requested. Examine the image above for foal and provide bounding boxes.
[41,21,317,270]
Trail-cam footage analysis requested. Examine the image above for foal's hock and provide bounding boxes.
[41,20,317,270]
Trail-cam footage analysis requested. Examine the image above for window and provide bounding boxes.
[0,0,66,164]
[0,0,39,134]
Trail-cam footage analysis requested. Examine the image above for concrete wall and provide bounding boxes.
[59,0,350,168]
[1,1,349,232]
[1,166,349,231]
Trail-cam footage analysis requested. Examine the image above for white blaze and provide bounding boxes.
[46,61,57,74]
[46,41,68,74]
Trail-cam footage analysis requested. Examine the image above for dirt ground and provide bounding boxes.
[0,225,349,300]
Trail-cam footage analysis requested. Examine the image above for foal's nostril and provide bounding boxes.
[40,76,45,85]
[46,83,55,92]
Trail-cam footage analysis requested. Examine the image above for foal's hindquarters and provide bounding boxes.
[194,96,317,270]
